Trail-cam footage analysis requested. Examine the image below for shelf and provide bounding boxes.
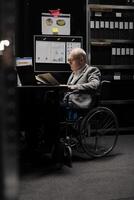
[92,65,134,70]
[119,127,134,132]
[100,99,134,105]
[90,39,134,45]
[89,4,134,11]
[90,41,111,46]
[88,3,134,133]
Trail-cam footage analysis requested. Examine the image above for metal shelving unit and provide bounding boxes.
[90,39,134,44]
[89,4,134,10]
[92,65,134,70]
[88,1,134,132]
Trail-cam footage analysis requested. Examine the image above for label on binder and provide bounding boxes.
[126,48,130,55]
[114,72,121,80]
[110,21,114,29]
[117,48,121,55]
[121,48,125,55]
[130,48,134,55]
[90,21,95,29]
[105,21,109,28]
[125,22,129,29]
[95,12,102,17]
[119,22,123,29]
[100,21,104,28]
[112,48,116,55]
[129,22,133,29]
[95,21,99,29]
[116,12,122,17]
[115,22,119,28]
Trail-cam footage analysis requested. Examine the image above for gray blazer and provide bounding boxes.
[64,64,101,109]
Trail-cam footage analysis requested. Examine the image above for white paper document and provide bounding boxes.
[36,41,65,63]
[66,42,81,62]
[41,13,70,35]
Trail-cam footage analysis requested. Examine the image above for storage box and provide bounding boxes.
[41,13,71,35]
[16,57,32,66]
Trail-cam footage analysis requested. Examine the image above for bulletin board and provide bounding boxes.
[33,35,83,72]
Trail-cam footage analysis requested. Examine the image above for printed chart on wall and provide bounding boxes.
[36,41,66,63]
[66,42,81,62]
[34,35,83,72]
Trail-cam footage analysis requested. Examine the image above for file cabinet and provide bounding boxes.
[88,1,134,133]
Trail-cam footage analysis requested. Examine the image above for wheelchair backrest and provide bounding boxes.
[98,80,111,101]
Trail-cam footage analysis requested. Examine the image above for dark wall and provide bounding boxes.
[16,0,87,58]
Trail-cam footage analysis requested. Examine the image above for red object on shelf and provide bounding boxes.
[49,9,61,17]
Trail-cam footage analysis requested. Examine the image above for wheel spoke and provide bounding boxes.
[80,107,118,158]
[103,118,114,130]
[95,136,98,151]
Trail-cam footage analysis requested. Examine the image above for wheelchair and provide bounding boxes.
[60,80,119,159]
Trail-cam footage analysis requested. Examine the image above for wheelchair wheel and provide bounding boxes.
[80,107,119,158]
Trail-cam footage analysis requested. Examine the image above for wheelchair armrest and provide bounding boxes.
[65,89,79,104]
[101,80,111,85]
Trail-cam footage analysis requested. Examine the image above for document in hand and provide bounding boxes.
[35,73,60,85]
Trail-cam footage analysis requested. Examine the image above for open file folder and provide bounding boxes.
[36,73,61,85]
[35,73,69,87]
